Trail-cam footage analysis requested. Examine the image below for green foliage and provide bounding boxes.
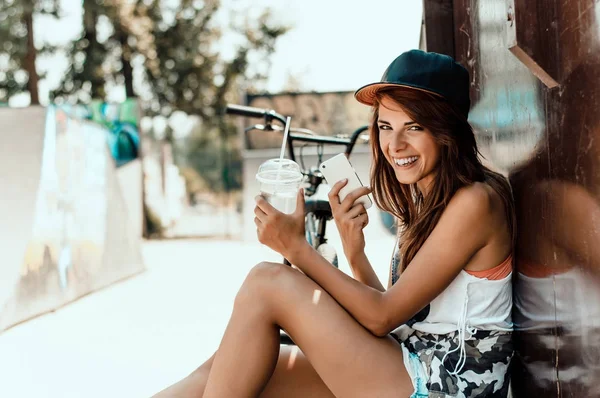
[51,0,125,102]
[138,0,289,194]
[0,0,60,103]
[143,0,289,120]
[3,0,289,195]
[179,166,209,199]
[182,122,243,193]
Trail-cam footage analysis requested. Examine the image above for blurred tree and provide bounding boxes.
[50,0,107,102]
[51,0,135,102]
[178,165,209,203]
[48,0,287,195]
[51,0,286,116]
[143,0,290,118]
[143,1,288,193]
[0,0,60,104]
[51,0,156,102]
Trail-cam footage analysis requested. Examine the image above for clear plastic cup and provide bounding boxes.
[256,159,303,214]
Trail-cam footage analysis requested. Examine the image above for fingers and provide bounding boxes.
[343,186,371,205]
[348,206,369,228]
[255,195,275,213]
[346,203,366,219]
[327,179,348,206]
[338,186,372,212]
[254,205,267,222]
[357,212,369,228]
[335,201,368,231]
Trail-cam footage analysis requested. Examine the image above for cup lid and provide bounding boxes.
[256,158,302,184]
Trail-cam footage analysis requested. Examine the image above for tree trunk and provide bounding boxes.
[119,32,135,98]
[83,1,105,99]
[23,10,39,105]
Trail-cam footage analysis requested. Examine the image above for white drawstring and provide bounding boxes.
[441,292,477,376]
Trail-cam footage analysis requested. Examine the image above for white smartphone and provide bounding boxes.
[319,153,372,209]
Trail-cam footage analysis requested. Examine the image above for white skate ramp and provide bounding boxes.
[0,106,145,332]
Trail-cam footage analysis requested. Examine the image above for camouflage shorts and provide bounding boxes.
[390,326,513,398]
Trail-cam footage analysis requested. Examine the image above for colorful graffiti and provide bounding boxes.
[0,106,144,332]
[86,98,140,167]
[59,98,141,167]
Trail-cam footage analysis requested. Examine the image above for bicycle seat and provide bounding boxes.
[304,198,332,215]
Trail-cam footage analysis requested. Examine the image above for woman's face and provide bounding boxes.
[377,96,441,194]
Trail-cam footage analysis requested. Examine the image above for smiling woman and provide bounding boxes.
[153,50,515,398]
[357,51,515,396]
[376,97,441,191]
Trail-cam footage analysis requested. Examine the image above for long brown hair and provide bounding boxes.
[370,87,515,270]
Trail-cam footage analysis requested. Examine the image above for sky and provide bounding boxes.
[218,0,423,93]
[23,0,423,106]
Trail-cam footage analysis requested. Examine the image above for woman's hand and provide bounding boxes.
[254,189,307,259]
[328,180,372,262]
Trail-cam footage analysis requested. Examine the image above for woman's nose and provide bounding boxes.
[389,133,408,152]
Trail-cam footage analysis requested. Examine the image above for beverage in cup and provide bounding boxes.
[256,158,303,214]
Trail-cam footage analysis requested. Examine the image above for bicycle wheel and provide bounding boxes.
[304,199,332,250]
[317,242,338,268]
[304,200,338,268]
[304,211,319,249]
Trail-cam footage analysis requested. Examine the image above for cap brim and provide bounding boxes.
[354,82,442,106]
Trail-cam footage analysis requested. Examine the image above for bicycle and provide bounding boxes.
[226,104,368,344]
[226,103,368,265]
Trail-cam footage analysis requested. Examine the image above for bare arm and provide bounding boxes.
[325,181,385,291]
[287,184,495,336]
[347,251,385,292]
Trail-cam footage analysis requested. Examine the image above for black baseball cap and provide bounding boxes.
[354,49,471,117]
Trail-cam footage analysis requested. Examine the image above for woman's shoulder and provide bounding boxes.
[444,183,512,265]
[449,182,499,216]
[446,181,511,237]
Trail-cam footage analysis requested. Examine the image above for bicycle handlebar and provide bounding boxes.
[226,104,287,125]
[225,103,369,160]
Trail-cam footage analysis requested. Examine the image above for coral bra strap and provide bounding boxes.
[465,254,513,280]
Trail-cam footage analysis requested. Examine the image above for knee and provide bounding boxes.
[250,261,286,280]
[235,262,286,307]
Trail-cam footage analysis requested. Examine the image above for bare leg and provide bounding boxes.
[153,346,335,398]
[151,353,216,398]
[259,346,335,398]
[203,262,413,397]
[203,265,282,397]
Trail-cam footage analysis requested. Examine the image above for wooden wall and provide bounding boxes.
[423,0,600,395]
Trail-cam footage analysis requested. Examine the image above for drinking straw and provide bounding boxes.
[275,116,292,182]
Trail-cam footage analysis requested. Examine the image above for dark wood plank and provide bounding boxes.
[423,0,456,57]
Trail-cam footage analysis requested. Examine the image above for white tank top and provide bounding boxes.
[391,242,513,375]
[410,270,513,334]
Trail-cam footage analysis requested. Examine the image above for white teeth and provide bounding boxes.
[394,156,419,166]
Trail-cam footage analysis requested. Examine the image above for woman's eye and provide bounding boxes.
[408,125,424,131]
[378,125,391,130]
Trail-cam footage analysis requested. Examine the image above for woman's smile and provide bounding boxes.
[393,156,420,168]
[377,96,440,193]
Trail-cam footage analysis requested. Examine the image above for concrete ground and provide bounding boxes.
[0,208,395,398]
